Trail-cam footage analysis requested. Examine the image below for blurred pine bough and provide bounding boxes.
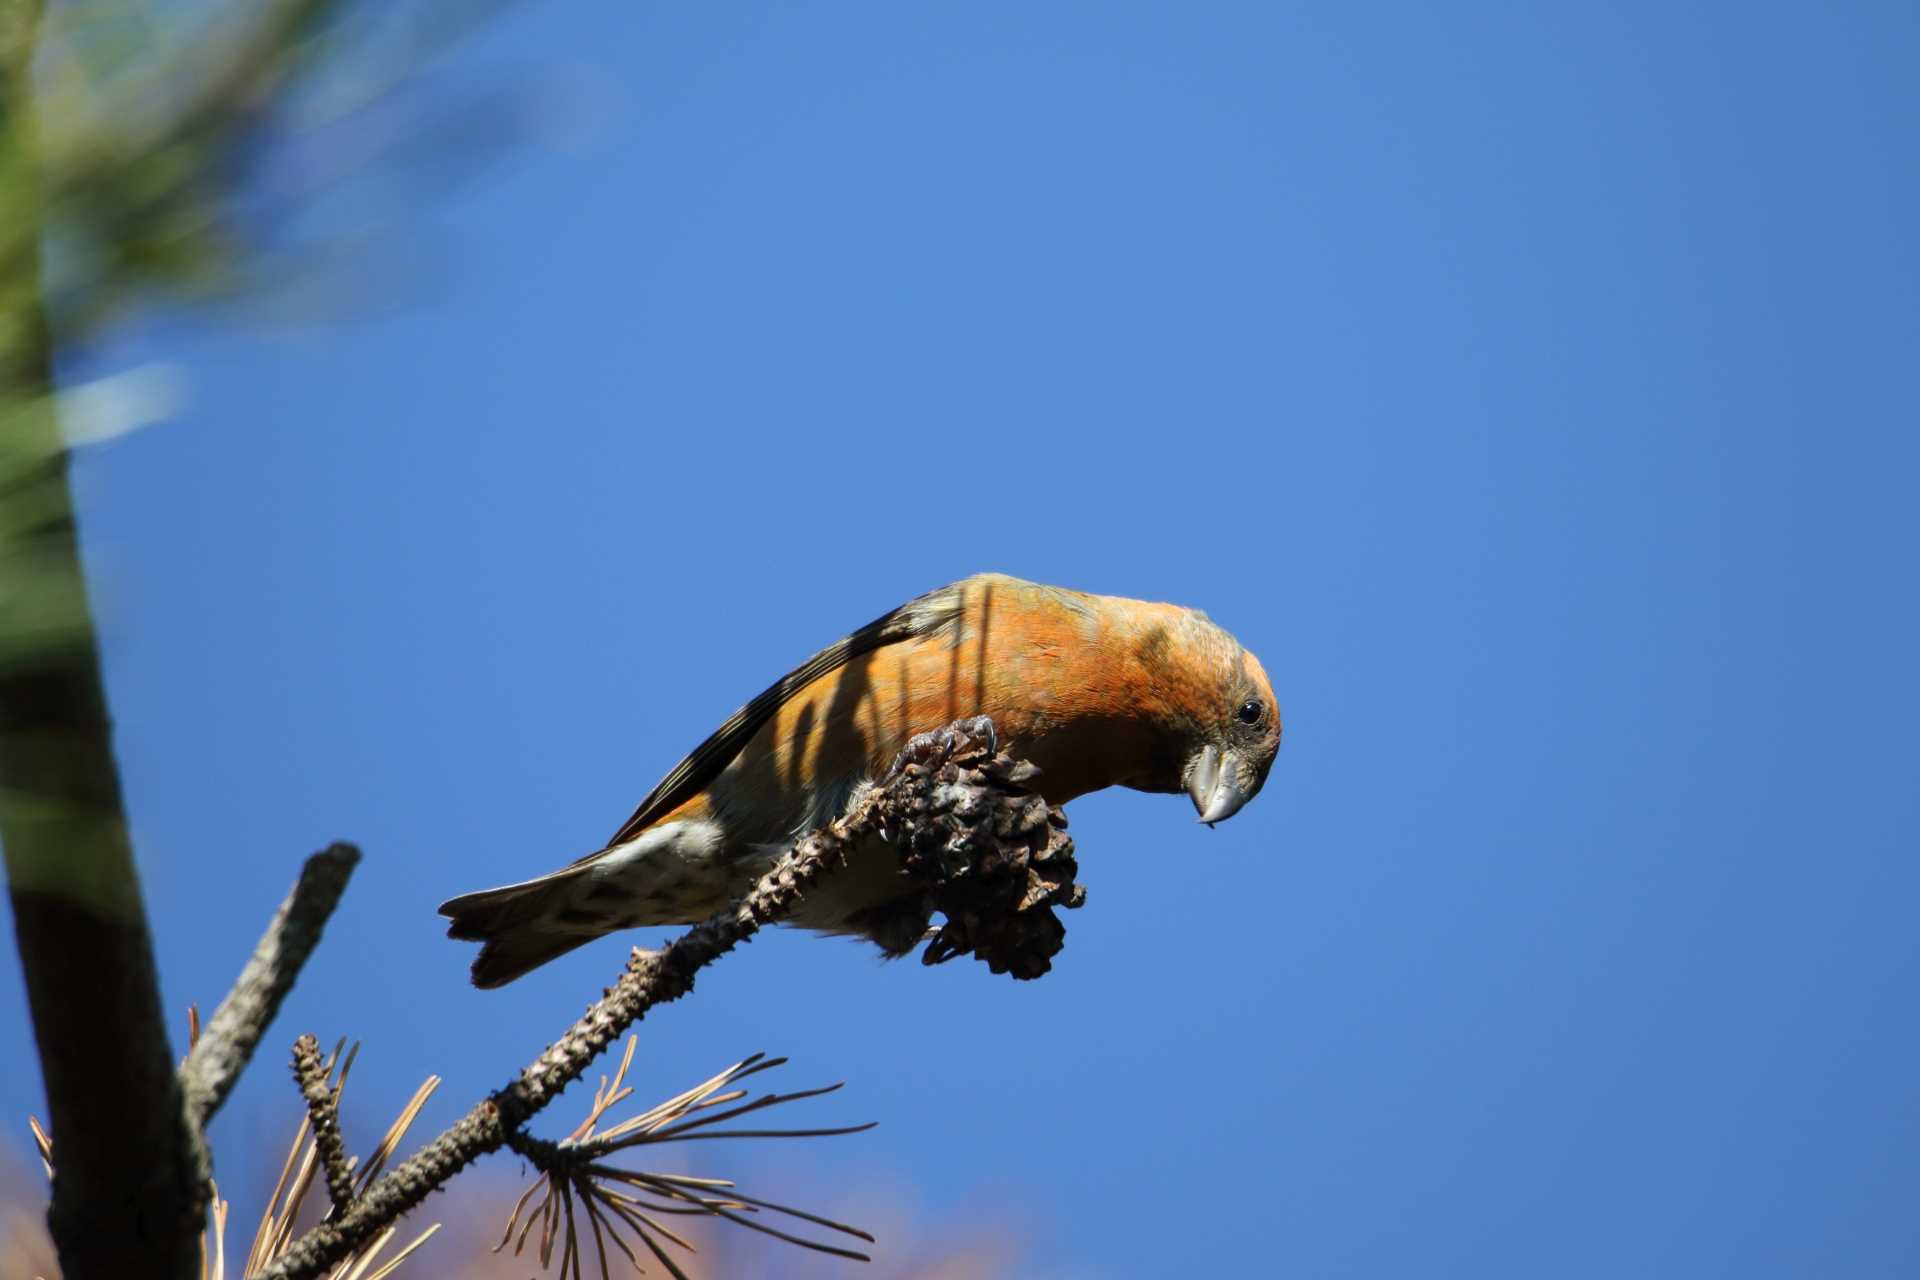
[3,0,535,661]
[29,0,530,337]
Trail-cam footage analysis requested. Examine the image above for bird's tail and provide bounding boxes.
[439,866,605,988]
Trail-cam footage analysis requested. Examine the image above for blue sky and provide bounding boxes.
[7,2,1919,1275]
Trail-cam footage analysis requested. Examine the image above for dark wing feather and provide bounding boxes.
[596,580,970,850]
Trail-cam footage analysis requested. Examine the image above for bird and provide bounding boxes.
[440,573,1281,987]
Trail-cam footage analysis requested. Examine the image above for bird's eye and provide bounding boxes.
[1236,699,1264,727]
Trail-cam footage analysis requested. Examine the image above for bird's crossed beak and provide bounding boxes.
[1187,744,1254,827]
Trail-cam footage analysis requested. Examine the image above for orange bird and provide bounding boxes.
[441,574,1282,986]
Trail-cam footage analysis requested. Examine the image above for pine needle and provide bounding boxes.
[498,1035,875,1278]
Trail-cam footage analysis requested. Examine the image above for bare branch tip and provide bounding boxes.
[180,841,365,1132]
[290,1034,355,1216]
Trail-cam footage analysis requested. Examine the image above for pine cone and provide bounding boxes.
[867,720,1086,980]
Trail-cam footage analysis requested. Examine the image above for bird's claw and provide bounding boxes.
[886,715,999,778]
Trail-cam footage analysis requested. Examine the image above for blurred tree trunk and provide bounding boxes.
[0,1,205,1275]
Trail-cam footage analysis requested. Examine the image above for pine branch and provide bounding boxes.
[254,794,874,1280]
[256,720,1079,1280]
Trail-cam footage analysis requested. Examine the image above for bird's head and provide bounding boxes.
[1180,641,1281,826]
[1111,604,1281,826]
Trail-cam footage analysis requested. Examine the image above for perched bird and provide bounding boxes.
[441,573,1281,986]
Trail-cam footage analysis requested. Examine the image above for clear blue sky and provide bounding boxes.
[7,2,1919,1275]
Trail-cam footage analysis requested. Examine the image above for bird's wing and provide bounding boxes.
[597,580,974,850]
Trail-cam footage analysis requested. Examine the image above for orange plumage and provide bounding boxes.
[441,574,1281,986]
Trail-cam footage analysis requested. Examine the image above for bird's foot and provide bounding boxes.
[886,715,999,779]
